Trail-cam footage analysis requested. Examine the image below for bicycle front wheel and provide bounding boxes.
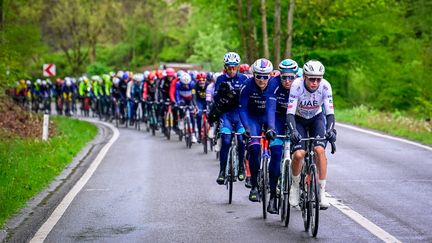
[309,165,320,237]
[261,157,269,220]
[202,120,208,154]
[283,159,292,227]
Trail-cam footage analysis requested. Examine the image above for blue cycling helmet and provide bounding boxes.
[278,59,299,74]
[122,73,129,80]
[297,67,303,78]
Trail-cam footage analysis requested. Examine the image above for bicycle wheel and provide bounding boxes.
[301,173,311,232]
[227,146,235,204]
[309,165,320,237]
[202,119,208,154]
[283,159,292,227]
[261,157,268,219]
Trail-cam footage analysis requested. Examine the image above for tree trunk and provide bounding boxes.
[246,0,258,63]
[260,0,269,59]
[273,0,281,64]
[284,0,295,58]
[237,0,249,64]
[0,0,4,44]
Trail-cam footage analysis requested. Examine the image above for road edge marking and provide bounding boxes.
[327,193,401,243]
[336,122,432,152]
[30,120,119,243]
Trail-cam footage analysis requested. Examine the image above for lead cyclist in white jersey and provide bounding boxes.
[286,60,337,209]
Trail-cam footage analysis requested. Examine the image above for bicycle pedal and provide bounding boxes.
[320,206,329,210]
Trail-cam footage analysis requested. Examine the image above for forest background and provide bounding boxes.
[0,0,431,118]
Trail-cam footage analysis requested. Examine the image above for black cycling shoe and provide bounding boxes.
[216,171,225,185]
[238,166,245,181]
[267,197,278,214]
[245,176,252,188]
[249,187,259,202]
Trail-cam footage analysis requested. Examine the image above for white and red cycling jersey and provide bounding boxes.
[286,77,334,119]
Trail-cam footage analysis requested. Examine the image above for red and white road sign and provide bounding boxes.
[43,64,56,77]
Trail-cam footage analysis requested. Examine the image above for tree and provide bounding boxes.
[237,0,249,63]
[273,0,281,64]
[284,0,295,58]
[246,0,258,63]
[260,0,269,58]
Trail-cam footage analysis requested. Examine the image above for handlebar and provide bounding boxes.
[300,137,336,154]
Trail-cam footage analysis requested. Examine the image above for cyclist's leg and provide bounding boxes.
[247,118,261,188]
[289,117,308,206]
[232,113,246,180]
[219,113,233,172]
[311,113,327,180]
[196,101,205,140]
[269,118,285,198]
[311,113,330,207]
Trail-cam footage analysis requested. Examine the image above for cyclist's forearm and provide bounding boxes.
[287,114,297,132]
[326,114,335,131]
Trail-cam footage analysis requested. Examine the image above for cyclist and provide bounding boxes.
[239,58,275,202]
[54,78,64,115]
[62,77,74,116]
[102,74,112,120]
[175,72,198,143]
[78,76,92,114]
[287,60,337,209]
[129,74,143,125]
[110,77,124,121]
[214,52,247,185]
[265,58,299,213]
[143,72,159,127]
[239,63,252,78]
[158,68,177,132]
[193,72,208,143]
[40,80,51,113]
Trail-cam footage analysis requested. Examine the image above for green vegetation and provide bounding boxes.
[336,105,432,145]
[0,117,97,227]
[1,0,430,118]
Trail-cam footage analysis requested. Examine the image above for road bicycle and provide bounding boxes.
[200,109,210,154]
[178,105,195,149]
[298,136,336,237]
[222,132,243,204]
[163,101,174,140]
[133,98,141,131]
[145,101,159,136]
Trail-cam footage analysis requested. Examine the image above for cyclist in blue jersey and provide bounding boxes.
[265,59,299,213]
[239,58,275,202]
[175,73,198,143]
[214,52,248,185]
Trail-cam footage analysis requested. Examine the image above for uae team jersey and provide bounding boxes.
[286,78,334,119]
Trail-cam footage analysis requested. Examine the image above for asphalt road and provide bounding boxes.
[6,120,432,242]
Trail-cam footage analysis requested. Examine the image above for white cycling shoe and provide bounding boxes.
[289,184,300,206]
[192,135,198,143]
[208,126,215,139]
[320,189,330,209]
[214,138,221,152]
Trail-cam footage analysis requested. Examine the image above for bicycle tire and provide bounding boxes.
[283,160,292,227]
[302,172,311,232]
[261,157,268,220]
[228,146,235,204]
[309,165,320,237]
[202,120,208,154]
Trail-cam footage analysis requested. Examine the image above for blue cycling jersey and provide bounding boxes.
[266,76,290,131]
[239,77,277,131]
[214,72,247,112]
[175,81,196,103]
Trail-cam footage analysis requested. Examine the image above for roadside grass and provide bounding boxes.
[0,116,97,227]
[336,105,432,145]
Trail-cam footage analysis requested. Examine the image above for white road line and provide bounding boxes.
[30,121,119,243]
[327,193,401,243]
[336,122,432,152]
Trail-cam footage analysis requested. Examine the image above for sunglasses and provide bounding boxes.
[307,77,322,83]
[255,74,270,80]
[281,75,296,81]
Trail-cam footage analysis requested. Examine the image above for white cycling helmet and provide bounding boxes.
[252,58,273,74]
[91,75,101,82]
[223,52,241,66]
[133,74,144,82]
[303,60,325,77]
[179,73,191,85]
[36,79,41,85]
[65,79,72,87]
[113,77,120,86]
[26,80,31,85]
[41,80,47,86]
